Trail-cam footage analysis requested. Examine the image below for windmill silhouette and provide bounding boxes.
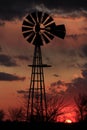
[22,11,66,122]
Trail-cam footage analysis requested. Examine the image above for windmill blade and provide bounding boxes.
[37,11,43,23]
[22,20,34,27]
[31,12,38,24]
[42,13,49,24]
[22,26,33,32]
[23,31,33,38]
[33,33,43,46]
[45,22,56,35]
[44,31,54,40]
[26,14,35,25]
[44,16,54,26]
[42,33,50,44]
[45,22,56,29]
[27,32,35,43]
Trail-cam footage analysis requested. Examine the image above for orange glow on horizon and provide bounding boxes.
[65,119,72,123]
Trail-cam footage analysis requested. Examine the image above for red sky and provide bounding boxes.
[0,0,87,122]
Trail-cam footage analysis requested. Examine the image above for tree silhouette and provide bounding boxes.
[74,93,87,122]
[18,90,67,122]
[7,107,25,122]
[47,95,66,122]
[0,109,5,121]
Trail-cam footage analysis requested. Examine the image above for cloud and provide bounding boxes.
[67,63,81,69]
[57,47,80,69]
[39,0,87,11]
[82,69,87,78]
[65,69,87,98]
[53,74,59,77]
[17,69,87,103]
[51,80,65,87]
[83,27,87,31]
[67,34,79,40]
[50,80,67,95]
[0,72,25,81]
[0,0,87,21]
[0,46,2,52]
[80,44,87,57]
[62,10,87,19]
[0,21,5,26]
[15,55,30,61]
[82,63,87,69]
[49,69,87,98]
[0,54,17,67]
[67,33,87,40]
[17,90,28,94]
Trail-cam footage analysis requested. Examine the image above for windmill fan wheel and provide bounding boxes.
[22,11,66,46]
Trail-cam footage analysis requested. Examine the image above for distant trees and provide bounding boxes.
[0,109,5,121]
[2,93,87,122]
[4,93,87,122]
[7,107,25,122]
[47,95,65,122]
[22,94,66,122]
[74,93,87,122]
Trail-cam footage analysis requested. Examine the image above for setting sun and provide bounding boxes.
[65,119,72,123]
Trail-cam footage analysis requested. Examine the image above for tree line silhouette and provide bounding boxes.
[0,92,87,123]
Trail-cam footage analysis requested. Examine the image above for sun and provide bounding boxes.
[65,119,72,123]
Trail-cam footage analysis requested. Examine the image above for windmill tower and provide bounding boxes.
[22,11,66,122]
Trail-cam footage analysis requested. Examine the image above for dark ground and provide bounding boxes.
[0,121,87,130]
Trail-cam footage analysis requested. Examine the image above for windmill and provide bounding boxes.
[22,11,66,122]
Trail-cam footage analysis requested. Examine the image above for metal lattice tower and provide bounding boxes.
[22,11,66,122]
[27,45,50,122]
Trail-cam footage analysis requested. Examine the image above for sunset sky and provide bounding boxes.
[0,0,87,122]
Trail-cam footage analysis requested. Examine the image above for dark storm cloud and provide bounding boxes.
[64,71,87,97]
[65,69,87,97]
[0,54,17,66]
[0,0,87,20]
[50,69,87,97]
[39,0,87,10]
[0,72,25,81]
